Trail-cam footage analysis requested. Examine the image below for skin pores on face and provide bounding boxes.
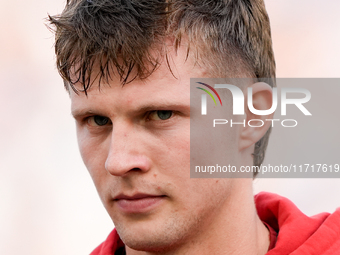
[70,46,259,254]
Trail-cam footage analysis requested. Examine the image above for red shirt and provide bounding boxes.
[91,192,340,254]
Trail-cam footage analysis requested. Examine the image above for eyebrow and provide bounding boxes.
[71,102,190,119]
[71,109,96,119]
[136,102,190,113]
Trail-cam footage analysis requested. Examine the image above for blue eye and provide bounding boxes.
[147,110,173,121]
[94,116,110,126]
[88,116,111,126]
[156,110,173,120]
[157,110,172,120]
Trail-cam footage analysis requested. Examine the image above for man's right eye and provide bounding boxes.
[87,115,112,126]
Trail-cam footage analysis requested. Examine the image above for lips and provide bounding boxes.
[113,193,166,214]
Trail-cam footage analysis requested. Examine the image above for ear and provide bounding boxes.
[239,82,275,151]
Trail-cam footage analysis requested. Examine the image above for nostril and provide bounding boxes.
[105,152,151,177]
[131,168,142,172]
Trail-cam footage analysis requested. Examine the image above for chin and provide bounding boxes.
[123,235,179,253]
[117,223,186,253]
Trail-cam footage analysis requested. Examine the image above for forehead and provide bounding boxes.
[69,41,210,91]
[69,46,209,113]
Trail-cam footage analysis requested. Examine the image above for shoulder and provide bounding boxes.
[90,229,124,255]
[255,192,340,254]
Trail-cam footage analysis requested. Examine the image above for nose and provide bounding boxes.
[105,122,151,176]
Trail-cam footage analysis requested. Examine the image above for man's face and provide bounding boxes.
[70,48,245,252]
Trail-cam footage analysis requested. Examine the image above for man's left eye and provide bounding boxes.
[148,110,173,121]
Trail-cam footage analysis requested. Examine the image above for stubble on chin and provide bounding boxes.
[114,210,202,253]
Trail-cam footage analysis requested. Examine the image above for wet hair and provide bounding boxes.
[48,0,276,176]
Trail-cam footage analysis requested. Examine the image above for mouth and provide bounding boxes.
[113,193,167,214]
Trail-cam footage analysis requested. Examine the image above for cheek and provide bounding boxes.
[157,124,233,210]
[157,126,191,177]
[184,179,233,219]
[76,128,109,178]
[77,130,113,205]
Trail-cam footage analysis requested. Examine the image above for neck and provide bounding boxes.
[126,179,270,255]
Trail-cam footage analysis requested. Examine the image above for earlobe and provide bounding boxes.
[239,82,275,151]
